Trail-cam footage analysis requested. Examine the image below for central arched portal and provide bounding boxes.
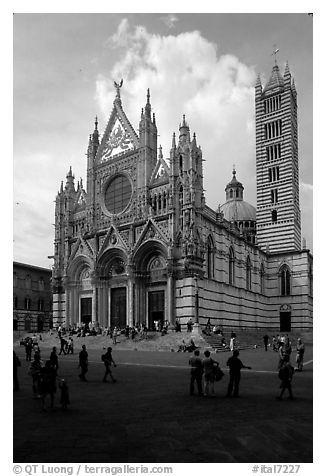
[97,248,129,329]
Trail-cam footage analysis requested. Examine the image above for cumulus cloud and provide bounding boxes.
[161,14,179,29]
[96,19,256,209]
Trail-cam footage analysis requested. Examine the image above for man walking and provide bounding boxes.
[226,350,251,397]
[78,345,88,381]
[101,347,117,383]
[189,349,203,396]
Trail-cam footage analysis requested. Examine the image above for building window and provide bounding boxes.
[14,295,18,308]
[25,296,31,310]
[228,247,235,285]
[280,266,291,296]
[207,236,214,279]
[271,189,278,204]
[260,264,265,294]
[268,166,280,182]
[264,95,281,114]
[246,256,252,291]
[25,274,32,289]
[38,277,45,291]
[265,119,282,140]
[266,143,281,161]
[104,174,132,214]
[271,209,278,222]
[38,299,44,311]
[13,272,18,288]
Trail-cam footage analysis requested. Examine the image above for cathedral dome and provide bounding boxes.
[219,199,256,222]
[218,168,256,223]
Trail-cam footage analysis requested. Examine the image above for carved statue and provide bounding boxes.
[114,79,123,97]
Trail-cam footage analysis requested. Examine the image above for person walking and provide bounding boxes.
[59,337,67,355]
[39,360,57,411]
[25,339,33,361]
[189,349,203,396]
[101,347,117,383]
[49,347,59,376]
[277,354,294,400]
[13,351,21,391]
[295,338,305,372]
[226,350,251,397]
[67,337,74,354]
[202,350,219,397]
[29,351,43,398]
[278,342,286,369]
[78,345,88,381]
[263,334,269,351]
[112,327,118,345]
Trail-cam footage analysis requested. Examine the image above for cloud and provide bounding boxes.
[97,19,256,209]
[300,181,313,192]
[161,14,179,29]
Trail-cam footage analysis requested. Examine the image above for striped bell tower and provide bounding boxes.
[255,56,301,253]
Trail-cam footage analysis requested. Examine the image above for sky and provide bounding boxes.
[13,12,313,269]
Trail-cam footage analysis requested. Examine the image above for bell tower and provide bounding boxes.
[255,56,301,252]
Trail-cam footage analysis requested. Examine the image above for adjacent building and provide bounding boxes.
[52,61,313,332]
[13,262,52,332]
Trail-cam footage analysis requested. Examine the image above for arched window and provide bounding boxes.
[38,299,44,311]
[25,296,31,310]
[228,247,235,285]
[279,265,291,296]
[207,236,215,279]
[230,189,233,198]
[246,256,252,291]
[179,155,183,173]
[260,263,265,294]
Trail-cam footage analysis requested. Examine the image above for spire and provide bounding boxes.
[92,116,99,144]
[271,45,280,65]
[60,181,64,193]
[284,61,290,77]
[158,144,163,159]
[191,132,197,148]
[145,88,151,117]
[179,114,190,142]
[171,132,176,149]
[65,166,75,192]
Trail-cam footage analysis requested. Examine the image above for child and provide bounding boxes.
[59,379,70,410]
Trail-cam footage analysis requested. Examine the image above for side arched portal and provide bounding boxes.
[133,240,170,330]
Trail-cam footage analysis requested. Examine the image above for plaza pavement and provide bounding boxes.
[13,339,313,463]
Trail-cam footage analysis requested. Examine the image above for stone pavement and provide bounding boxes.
[13,342,313,463]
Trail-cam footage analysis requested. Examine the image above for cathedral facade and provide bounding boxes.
[52,62,313,332]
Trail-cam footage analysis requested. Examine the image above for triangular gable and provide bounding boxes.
[97,224,129,259]
[134,218,169,253]
[69,235,94,262]
[96,100,139,164]
[149,157,170,187]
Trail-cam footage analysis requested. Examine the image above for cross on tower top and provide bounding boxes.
[271,45,280,65]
